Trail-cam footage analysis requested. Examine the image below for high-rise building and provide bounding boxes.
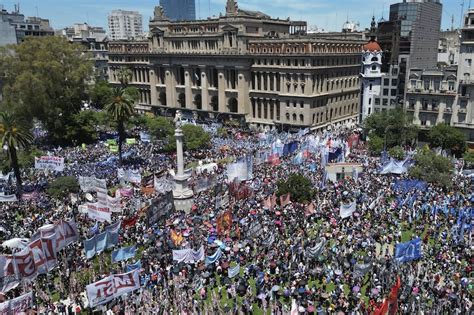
[108,10,143,41]
[107,1,364,130]
[378,0,442,98]
[0,5,54,46]
[160,0,195,21]
[379,0,442,70]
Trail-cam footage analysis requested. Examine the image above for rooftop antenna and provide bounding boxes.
[451,14,455,31]
[460,0,465,29]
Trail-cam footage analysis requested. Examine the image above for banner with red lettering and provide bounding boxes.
[0,220,78,293]
[82,202,112,222]
[86,269,140,307]
[0,292,34,314]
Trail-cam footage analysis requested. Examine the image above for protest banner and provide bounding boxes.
[0,220,78,292]
[0,292,34,314]
[86,269,140,307]
[147,191,175,227]
[34,156,64,172]
[83,202,112,222]
[0,194,17,202]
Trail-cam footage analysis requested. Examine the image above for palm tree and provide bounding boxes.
[0,112,33,197]
[106,88,135,165]
[116,67,133,88]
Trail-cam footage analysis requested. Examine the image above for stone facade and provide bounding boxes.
[107,1,364,130]
[405,68,458,128]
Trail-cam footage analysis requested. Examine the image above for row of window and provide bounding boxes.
[253,56,359,67]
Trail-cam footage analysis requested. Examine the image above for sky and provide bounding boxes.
[0,0,466,32]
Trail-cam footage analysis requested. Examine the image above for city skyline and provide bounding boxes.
[0,0,463,32]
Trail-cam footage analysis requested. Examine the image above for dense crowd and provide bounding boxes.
[0,124,472,315]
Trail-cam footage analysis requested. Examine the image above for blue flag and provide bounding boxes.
[112,245,137,263]
[95,232,108,253]
[126,260,142,272]
[84,236,97,259]
[395,238,422,263]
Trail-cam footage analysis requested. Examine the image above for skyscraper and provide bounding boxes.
[160,0,196,21]
[377,0,442,96]
[379,0,442,69]
[108,10,143,41]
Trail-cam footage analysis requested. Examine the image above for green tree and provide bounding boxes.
[0,112,33,197]
[368,135,384,156]
[106,88,135,164]
[388,145,405,160]
[64,110,99,145]
[364,109,419,148]
[47,176,80,199]
[146,116,175,140]
[277,173,315,203]
[89,80,113,109]
[463,151,474,168]
[428,124,466,157]
[0,37,93,144]
[116,67,133,88]
[409,147,453,187]
[165,125,211,151]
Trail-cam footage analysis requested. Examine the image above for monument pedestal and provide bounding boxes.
[173,174,194,212]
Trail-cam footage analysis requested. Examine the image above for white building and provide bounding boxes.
[108,10,143,41]
[359,18,383,122]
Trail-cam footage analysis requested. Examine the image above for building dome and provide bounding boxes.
[363,41,381,52]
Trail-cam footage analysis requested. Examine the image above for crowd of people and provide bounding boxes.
[0,123,472,314]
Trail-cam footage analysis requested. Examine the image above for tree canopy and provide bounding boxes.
[181,125,211,150]
[428,124,466,157]
[364,109,419,148]
[277,173,315,203]
[0,36,93,144]
[409,147,453,188]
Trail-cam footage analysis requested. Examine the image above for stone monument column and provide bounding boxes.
[172,110,194,211]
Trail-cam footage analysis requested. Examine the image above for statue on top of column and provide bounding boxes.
[153,6,167,20]
[174,110,183,128]
[226,0,238,16]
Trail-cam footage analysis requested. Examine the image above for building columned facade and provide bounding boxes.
[107,1,364,130]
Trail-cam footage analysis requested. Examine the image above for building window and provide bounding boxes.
[384,79,389,85]
[383,99,388,106]
[375,98,380,105]
[369,83,373,91]
[466,59,472,67]
[383,89,389,96]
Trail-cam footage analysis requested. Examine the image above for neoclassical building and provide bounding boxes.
[108,0,365,129]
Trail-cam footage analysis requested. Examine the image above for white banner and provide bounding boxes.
[86,269,140,307]
[0,220,79,293]
[0,194,17,202]
[0,292,34,314]
[34,156,64,172]
[79,176,107,193]
[340,201,357,219]
[84,202,112,222]
[97,192,122,213]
